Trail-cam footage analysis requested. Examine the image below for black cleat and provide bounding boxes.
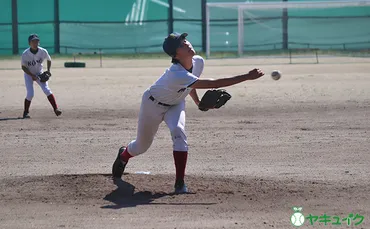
[23,111,30,119]
[54,109,62,116]
[112,146,127,179]
[174,179,188,194]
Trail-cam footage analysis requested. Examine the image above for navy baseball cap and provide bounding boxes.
[162,32,188,57]
[28,34,40,42]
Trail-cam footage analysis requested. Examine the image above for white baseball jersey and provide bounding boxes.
[21,47,51,75]
[149,55,204,105]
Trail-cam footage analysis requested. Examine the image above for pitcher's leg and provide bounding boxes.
[112,90,166,178]
[164,101,187,152]
[164,101,189,193]
[127,96,165,156]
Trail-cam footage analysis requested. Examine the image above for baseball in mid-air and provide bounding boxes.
[271,70,281,80]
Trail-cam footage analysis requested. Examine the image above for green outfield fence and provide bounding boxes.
[1,0,370,55]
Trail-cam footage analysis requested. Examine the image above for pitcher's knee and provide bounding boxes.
[171,126,188,152]
[127,139,152,156]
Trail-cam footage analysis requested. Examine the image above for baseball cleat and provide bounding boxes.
[23,112,30,119]
[54,109,62,116]
[112,146,127,179]
[174,180,188,194]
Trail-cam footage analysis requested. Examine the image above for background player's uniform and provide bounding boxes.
[22,47,53,100]
[21,45,61,118]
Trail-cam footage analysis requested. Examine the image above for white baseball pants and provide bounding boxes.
[127,89,187,156]
[24,74,52,101]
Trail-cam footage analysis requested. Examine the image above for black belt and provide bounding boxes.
[149,96,171,107]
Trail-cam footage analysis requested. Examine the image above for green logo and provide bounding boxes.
[291,207,305,227]
[290,207,365,227]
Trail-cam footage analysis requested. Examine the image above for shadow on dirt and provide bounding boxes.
[0,117,23,121]
[101,178,214,209]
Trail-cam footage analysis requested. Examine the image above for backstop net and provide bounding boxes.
[205,0,370,60]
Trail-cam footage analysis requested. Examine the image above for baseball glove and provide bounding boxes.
[198,89,232,111]
[37,71,51,83]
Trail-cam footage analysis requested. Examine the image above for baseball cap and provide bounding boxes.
[28,34,40,42]
[162,32,188,57]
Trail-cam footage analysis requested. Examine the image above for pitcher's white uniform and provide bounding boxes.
[127,55,204,156]
[21,47,53,100]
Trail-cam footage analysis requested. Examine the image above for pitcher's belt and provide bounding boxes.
[149,95,171,107]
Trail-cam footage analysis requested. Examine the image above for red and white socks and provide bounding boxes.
[120,147,133,163]
[47,94,58,110]
[173,151,188,185]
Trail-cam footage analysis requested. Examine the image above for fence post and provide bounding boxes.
[11,0,18,55]
[99,49,102,68]
[54,0,60,54]
[201,0,207,53]
[282,0,288,50]
[168,0,174,34]
[316,50,319,64]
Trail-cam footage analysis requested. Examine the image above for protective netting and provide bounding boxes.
[0,0,369,55]
[207,2,370,56]
[0,0,167,54]
[0,0,12,54]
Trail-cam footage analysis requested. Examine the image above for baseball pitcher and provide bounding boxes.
[112,32,264,194]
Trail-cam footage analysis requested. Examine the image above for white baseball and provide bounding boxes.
[271,70,281,80]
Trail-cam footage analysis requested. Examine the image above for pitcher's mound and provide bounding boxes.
[0,173,366,211]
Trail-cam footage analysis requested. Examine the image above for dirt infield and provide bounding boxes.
[0,57,369,229]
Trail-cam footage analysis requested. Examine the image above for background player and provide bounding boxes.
[112,32,264,193]
[21,34,62,119]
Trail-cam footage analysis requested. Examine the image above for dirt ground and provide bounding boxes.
[0,56,369,229]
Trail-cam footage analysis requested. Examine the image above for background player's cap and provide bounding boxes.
[28,34,40,43]
[162,32,188,57]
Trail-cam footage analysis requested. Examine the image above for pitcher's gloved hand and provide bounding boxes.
[198,89,232,112]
